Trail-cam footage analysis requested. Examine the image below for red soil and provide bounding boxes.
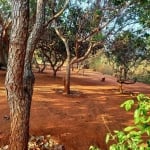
[0,68,150,150]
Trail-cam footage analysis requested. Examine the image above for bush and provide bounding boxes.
[89,145,101,150]
[106,94,150,150]
[89,53,113,75]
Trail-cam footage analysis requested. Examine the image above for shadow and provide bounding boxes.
[0,70,150,150]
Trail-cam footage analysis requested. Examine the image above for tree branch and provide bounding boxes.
[44,0,69,28]
[78,1,133,43]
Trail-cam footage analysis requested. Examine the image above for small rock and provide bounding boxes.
[3,115,10,120]
[3,145,8,150]
[56,144,65,150]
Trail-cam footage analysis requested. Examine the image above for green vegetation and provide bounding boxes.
[106,94,150,150]
[1,0,150,149]
[89,145,101,150]
[89,52,114,75]
[134,62,150,84]
[89,54,150,84]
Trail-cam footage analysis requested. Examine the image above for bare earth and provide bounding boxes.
[0,68,150,150]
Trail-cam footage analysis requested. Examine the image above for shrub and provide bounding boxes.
[89,53,113,75]
[89,145,101,150]
[106,94,150,150]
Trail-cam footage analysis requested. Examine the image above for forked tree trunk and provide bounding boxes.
[5,0,45,149]
[55,28,71,94]
[5,0,29,149]
[23,0,45,107]
[5,0,69,149]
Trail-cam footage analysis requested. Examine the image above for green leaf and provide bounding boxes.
[137,94,145,101]
[147,140,150,147]
[105,133,110,143]
[107,94,150,150]
[114,130,119,134]
[89,145,100,150]
[92,33,105,41]
[120,100,134,111]
[95,10,102,16]
[145,127,150,136]
[134,109,140,124]
[124,126,136,132]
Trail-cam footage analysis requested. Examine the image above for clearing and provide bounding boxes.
[0,68,150,150]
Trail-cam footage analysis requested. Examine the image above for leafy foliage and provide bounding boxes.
[92,33,105,42]
[135,0,150,28]
[120,99,134,111]
[0,0,11,19]
[106,31,148,80]
[106,94,150,150]
[112,0,126,6]
[36,29,67,77]
[89,145,101,150]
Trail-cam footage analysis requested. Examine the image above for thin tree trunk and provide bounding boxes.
[5,0,29,149]
[0,44,5,66]
[0,23,10,67]
[65,56,71,94]
[23,0,45,106]
[23,1,45,147]
[55,28,71,94]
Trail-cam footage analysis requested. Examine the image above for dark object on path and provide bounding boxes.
[3,115,10,120]
[0,63,6,70]
[101,77,105,82]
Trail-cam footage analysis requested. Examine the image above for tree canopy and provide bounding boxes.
[1,0,150,149]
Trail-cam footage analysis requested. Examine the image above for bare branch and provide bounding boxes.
[78,1,133,42]
[55,27,66,44]
[70,43,92,64]
[44,0,69,28]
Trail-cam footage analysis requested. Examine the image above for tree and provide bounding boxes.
[0,1,11,67]
[37,32,67,77]
[5,0,29,149]
[5,0,69,149]
[0,16,10,67]
[132,0,150,28]
[55,27,71,94]
[53,0,135,94]
[53,1,103,94]
[107,31,147,80]
[105,31,148,93]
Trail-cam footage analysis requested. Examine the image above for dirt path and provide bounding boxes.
[0,69,150,150]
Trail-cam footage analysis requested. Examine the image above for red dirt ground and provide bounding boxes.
[0,68,150,150]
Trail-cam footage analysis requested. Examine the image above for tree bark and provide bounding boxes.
[23,0,45,105]
[23,0,70,97]
[5,0,29,150]
[55,28,71,94]
[5,0,69,149]
[65,55,71,94]
[0,18,11,67]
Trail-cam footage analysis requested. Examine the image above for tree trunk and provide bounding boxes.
[5,0,29,150]
[24,0,45,107]
[0,43,6,66]
[54,27,71,94]
[5,0,45,149]
[23,2,45,148]
[52,69,57,78]
[5,0,69,149]
[0,21,10,67]
[65,57,71,94]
